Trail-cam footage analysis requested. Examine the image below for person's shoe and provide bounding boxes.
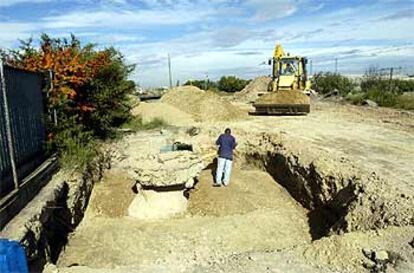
[212,183,222,187]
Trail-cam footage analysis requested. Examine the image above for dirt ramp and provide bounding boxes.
[161,86,245,122]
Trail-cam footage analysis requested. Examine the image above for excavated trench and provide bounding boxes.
[55,154,343,268]
[240,151,355,240]
[240,133,414,239]
[30,133,413,272]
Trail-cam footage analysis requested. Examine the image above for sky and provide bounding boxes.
[0,0,413,87]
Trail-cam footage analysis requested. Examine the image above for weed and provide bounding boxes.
[53,125,97,170]
[395,93,414,110]
[122,116,168,131]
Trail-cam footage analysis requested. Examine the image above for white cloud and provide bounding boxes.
[41,7,213,29]
[245,0,298,20]
[1,0,413,86]
[0,22,36,47]
[377,9,413,21]
[0,0,50,7]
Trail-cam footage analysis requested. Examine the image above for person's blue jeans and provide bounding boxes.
[215,157,233,186]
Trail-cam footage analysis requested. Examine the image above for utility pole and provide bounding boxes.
[205,73,209,91]
[168,54,172,88]
[388,67,394,93]
[335,58,338,74]
[309,60,313,75]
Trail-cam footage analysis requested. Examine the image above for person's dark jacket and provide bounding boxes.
[216,134,237,160]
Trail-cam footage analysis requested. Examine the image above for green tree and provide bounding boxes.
[312,72,355,96]
[184,79,217,90]
[217,76,249,93]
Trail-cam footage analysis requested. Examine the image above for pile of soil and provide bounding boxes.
[161,86,245,122]
[131,102,195,126]
[255,90,310,105]
[234,76,272,103]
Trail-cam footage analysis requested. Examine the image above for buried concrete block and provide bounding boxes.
[128,190,188,220]
[125,151,204,188]
[374,250,389,263]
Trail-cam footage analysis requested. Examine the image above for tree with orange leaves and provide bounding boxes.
[7,34,135,140]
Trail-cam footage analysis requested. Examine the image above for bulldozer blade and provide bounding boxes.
[250,103,310,115]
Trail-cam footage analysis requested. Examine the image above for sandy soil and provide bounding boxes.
[188,166,306,217]
[53,100,414,273]
[57,167,314,271]
[131,102,195,126]
[86,170,135,218]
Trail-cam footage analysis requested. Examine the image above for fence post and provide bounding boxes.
[0,61,19,190]
[47,70,58,126]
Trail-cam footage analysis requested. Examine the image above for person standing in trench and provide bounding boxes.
[214,128,237,187]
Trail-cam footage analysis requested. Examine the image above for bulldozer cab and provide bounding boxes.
[280,59,297,76]
[272,56,308,92]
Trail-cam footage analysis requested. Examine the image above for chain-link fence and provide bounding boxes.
[0,63,46,199]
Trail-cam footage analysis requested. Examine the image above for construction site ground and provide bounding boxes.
[233,100,414,192]
[52,99,414,273]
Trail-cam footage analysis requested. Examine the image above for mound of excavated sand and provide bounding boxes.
[131,102,195,126]
[255,90,310,105]
[234,76,272,103]
[161,86,245,122]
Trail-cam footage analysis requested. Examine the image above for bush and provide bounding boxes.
[184,76,250,93]
[395,93,414,110]
[51,119,97,170]
[184,79,217,91]
[346,92,365,105]
[360,67,390,93]
[122,116,167,131]
[360,67,402,107]
[8,35,135,136]
[312,72,355,96]
[83,49,136,137]
[394,79,414,93]
[217,76,250,93]
[5,34,136,169]
[365,88,399,107]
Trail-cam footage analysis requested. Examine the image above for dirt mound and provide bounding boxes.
[255,90,310,105]
[234,76,272,103]
[161,86,245,122]
[131,102,195,126]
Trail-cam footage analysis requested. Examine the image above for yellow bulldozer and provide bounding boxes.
[251,44,311,115]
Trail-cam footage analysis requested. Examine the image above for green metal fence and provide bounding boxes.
[0,64,46,199]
